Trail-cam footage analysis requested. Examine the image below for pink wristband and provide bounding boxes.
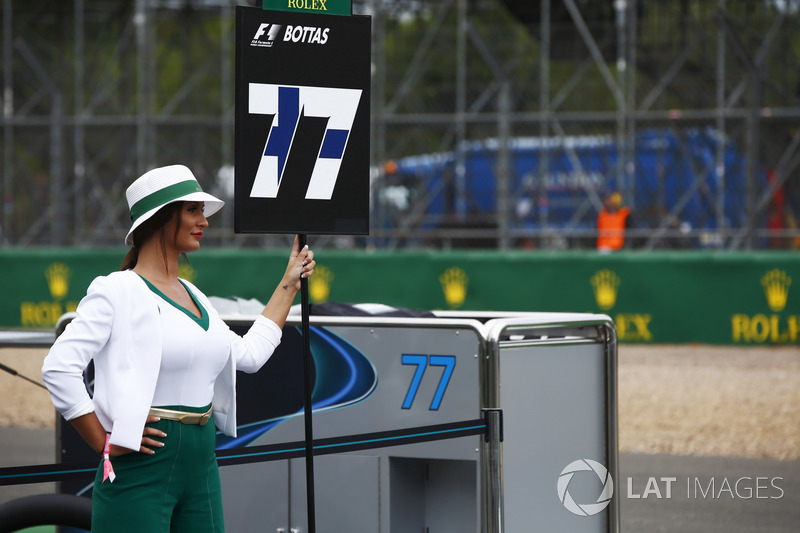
[102,434,116,483]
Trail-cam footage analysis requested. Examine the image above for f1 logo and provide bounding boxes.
[248,83,362,200]
[253,23,281,42]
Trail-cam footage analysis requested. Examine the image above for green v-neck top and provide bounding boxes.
[139,275,210,331]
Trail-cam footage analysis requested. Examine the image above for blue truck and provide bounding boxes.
[383,128,755,247]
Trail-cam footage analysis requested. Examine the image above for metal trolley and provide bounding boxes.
[2,310,619,533]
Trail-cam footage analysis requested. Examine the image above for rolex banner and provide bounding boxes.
[234,6,370,235]
[0,250,796,345]
[262,0,352,16]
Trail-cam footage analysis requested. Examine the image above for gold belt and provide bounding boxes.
[148,405,213,426]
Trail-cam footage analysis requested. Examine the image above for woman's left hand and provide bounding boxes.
[262,235,317,328]
[285,235,315,291]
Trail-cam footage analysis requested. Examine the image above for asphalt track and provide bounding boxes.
[1,427,798,532]
[619,452,799,533]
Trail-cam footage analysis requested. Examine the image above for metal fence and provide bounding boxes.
[2,0,799,250]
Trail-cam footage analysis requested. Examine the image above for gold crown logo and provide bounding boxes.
[591,269,620,310]
[439,267,469,309]
[309,265,333,304]
[45,262,72,300]
[761,269,791,312]
[178,263,197,283]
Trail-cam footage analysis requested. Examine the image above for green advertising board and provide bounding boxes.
[262,0,351,16]
[0,249,797,345]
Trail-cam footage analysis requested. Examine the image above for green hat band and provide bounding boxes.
[130,180,203,222]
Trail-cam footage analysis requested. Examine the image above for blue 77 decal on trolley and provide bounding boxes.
[248,83,363,200]
[401,354,457,411]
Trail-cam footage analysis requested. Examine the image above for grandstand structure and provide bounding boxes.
[1,0,799,249]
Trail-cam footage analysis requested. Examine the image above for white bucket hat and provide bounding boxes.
[125,165,224,246]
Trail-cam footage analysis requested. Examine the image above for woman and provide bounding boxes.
[41,164,315,532]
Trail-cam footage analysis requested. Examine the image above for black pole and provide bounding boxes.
[0,362,48,390]
[298,233,316,533]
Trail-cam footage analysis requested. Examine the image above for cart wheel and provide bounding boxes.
[0,494,91,532]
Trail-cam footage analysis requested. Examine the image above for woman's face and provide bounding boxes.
[167,201,208,253]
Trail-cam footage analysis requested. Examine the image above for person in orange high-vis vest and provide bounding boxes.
[597,192,631,251]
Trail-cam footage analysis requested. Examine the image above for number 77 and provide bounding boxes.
[401,354,456,411]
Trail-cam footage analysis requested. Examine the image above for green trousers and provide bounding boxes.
[91,404,224,533]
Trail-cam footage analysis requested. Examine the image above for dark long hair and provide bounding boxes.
[120,202,187,272]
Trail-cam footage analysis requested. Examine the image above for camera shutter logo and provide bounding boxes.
[557,459,614,516]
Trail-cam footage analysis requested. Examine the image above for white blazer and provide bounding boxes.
[42,270,281,452]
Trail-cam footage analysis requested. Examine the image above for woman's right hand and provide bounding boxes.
[109,415,166,456]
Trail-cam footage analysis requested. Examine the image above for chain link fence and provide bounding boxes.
[2,0,799,249]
